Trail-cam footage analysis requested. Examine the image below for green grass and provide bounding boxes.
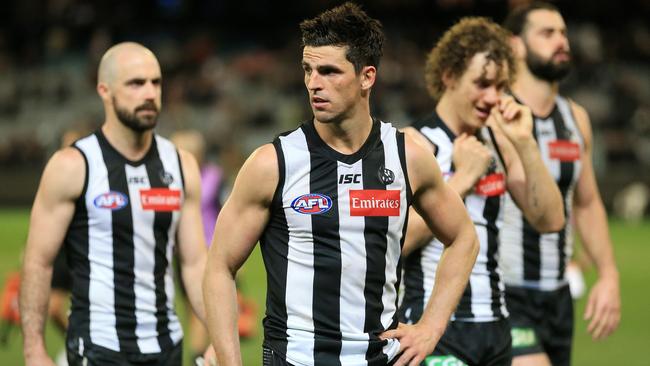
[1,208,648,365]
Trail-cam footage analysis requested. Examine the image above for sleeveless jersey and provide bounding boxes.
[401,113,508,323]
[500,95,584,290]
[262,119,411,366]
[66,130,184,354]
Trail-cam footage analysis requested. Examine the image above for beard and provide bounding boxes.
[525,45,572,82]
[113,97,159,133]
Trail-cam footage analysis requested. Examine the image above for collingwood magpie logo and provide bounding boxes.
[377,165,395,185]
[160,170,174,185]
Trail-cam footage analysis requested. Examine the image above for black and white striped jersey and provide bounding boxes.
[65,130,184,354]
[500,96,583,290]
[262,119,411,366]
[400,113,508,323]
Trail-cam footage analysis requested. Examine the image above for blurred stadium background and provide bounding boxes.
[0,0,648,365]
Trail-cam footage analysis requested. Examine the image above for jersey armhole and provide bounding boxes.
[271,139,286,210]
[71,145,89,207]
[397,130,413,206]
[175,149,186,194]
[566,98,585,146]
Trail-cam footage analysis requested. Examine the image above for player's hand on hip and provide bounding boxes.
[453,133,492,182]
[489,96,533,145]
[199,345,218,366]
[584,276,621,340]
[380,322,440,366]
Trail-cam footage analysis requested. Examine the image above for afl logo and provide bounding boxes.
[291,193,332,215]
[93,191,128,210]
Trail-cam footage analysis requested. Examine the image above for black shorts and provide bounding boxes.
[262,346,399,365]
[51,248,72,291]
[424,318,512,366]
[505,285,573,366]
[66,336,182,366]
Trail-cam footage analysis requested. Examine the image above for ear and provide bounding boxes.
[510,35,526,59]
[97,82,110,101]
[441,70,455,90]
[360,65,377,91]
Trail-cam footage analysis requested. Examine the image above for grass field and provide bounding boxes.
[1,208,648,365]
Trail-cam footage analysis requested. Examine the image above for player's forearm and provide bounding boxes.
[203,265,242,366]
[574,201,618,279]
[182,258,208,323]
[418,225,478,332]
[19,261,53,358]
[515,137,565,232]
[447,172,477,199]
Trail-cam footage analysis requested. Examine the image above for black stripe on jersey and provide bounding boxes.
[308,144,342,365]
[362,140,389,365]
[144,141,174,351]
[260,139,290,356]
[176,150,186,193]
[487,127,508,175]
[98,136,139,353]
[395,131,410,328]
[551,107,573,280]
[67,146,90,343]
[485,226,503,318]
[523,219,542,281]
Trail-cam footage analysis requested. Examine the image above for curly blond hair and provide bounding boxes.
[425,17,516,100]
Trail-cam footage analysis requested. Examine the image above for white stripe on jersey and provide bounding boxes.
[279,129,316,365]
[77,135,120,351]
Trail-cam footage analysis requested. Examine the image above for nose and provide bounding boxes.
[306,71,322,91]
[484,86,500,106]
[143,80,159,100]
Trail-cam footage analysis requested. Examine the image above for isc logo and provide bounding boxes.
[291,193,332,215]
[339,174,361,184]
[93,191,128,210]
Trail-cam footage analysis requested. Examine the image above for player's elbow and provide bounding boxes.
[531,210,566,233]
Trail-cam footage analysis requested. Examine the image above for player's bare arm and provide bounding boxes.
[382,134,479,366]
[176,149,208,322]
[570,101,620,340]
[20,148,85,366]
[400,127,437,257]
[203,144,277,366]
[489,96,565,232]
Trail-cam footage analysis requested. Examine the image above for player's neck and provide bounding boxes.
[511,69,559,117]
[102,120,153,161]
[313,111,373,155]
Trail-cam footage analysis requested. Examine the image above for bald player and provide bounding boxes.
[20,42,207,366]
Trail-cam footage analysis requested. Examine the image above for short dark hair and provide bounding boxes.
[503,1,561,36]
[300,2,385,73]
[425,17,516,100]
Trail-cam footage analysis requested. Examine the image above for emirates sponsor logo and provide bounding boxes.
[140,188,181,211]
[548,140,580,162]
[475,173,506,197]
[349,189,401,216]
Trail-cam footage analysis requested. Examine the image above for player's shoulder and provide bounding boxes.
[567,98,590,124]
[41,147,86,198]
[48,146,86,173]
[247,143,278,173]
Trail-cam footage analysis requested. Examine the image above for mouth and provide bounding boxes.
[311,96,329,110]
[475,105,492,120]
[553,51,571,62]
